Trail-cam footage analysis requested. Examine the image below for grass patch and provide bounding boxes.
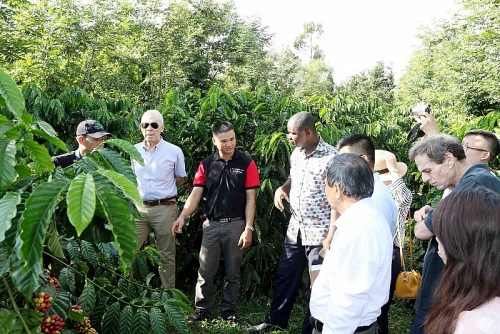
[183,289,415,333]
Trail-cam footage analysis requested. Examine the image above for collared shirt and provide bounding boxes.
[131,139,186,201]
[287,137,337,246]
[193,149,260,219]
[310,198,393,334]
[387,178,412,247]
[372,173,398,237]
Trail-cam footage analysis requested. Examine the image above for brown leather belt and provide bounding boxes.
[143,197,176,206]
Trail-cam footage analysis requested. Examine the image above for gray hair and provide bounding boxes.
[326,154,374,200]
[409,133,466,163]
[142,109,164,124]
[288,111,316,133]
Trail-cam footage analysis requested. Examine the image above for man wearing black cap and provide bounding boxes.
[51,120,111,168]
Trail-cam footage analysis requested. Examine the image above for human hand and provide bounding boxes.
[417,112,439,137]
[414,205,432,222]
[171,217,185,235]
[381,151,398,172]
[274,187,290,212]
[238,229,252,250]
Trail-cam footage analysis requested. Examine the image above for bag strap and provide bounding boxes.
[397,210,414,271]
[408,210,414,270]
[397,211,407,270]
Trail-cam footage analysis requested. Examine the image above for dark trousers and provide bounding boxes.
[265,234,313,334]
[377,246,401,334]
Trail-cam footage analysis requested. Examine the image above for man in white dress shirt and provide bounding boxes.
[310,153,393,334]
[131,109,187,288]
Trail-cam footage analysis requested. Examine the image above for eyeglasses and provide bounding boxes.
[462,143,489,154]
[140,122,159,129]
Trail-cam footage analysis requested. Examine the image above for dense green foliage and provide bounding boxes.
[1,0,500,332]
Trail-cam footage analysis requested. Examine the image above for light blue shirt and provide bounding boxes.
[372,173,398,237]
[131,139,186,201]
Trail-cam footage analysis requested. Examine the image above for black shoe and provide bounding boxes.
[187,309,209,324]
[247,322,280,333]
[222,310,237,324]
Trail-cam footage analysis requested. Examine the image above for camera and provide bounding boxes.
[407,103,431,142]
[410,103,431,117]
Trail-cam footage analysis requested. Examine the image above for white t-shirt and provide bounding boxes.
[454,297,500,334]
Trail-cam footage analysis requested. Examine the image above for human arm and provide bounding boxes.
[175,149,187,187]
[322,209,340,252]
[414,205,434,240]
[172,187,204,234]
[175,176,185,186]
[274,178,291,212]
[238,188,257,250]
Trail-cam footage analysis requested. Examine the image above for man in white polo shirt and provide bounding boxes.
[310,153,392,334]
[131,109,186,289]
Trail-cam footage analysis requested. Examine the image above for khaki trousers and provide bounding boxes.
[136,203,177,288]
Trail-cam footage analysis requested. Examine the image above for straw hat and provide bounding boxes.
[374,150,407,181]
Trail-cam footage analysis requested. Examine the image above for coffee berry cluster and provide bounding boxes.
[43,269,61,291]
[40,315,64,334]
[32,292,53,313]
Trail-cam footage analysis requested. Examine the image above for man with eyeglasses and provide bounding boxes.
[131,109,187,289]
[461,129,499,166]
[408,134,500,334]
[417,112,499,166]
[51,120,111,168]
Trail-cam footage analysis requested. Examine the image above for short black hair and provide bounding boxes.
[212,122,235,135]
[288,112,317,133]
[337,134,376,168]
[465,129,500,159]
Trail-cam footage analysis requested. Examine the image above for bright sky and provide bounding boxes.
[220,0,460,83]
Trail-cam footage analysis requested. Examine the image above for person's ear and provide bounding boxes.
[76,136,85,145]
[304,127,311,136]
[481,151,491,162]
[335,184,342,199]
[444,152,455,167]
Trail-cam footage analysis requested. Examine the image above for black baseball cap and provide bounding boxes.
[76,120,111,138]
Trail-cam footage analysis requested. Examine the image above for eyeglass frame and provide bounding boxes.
[462,143,490,154]
[140,122,160,129]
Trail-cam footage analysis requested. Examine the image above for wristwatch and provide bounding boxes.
[245,225,254,231]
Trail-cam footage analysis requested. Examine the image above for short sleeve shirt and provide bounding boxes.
[131,139,186,201]
[193,149,260,219]
[287,137,337,246]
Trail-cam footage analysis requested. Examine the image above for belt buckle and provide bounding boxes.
[219,218,229,223]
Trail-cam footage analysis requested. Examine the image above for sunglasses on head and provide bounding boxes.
[140,122,159,129]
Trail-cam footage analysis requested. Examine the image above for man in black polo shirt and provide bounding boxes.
[51,120,111,168]
[172,122,260,324]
